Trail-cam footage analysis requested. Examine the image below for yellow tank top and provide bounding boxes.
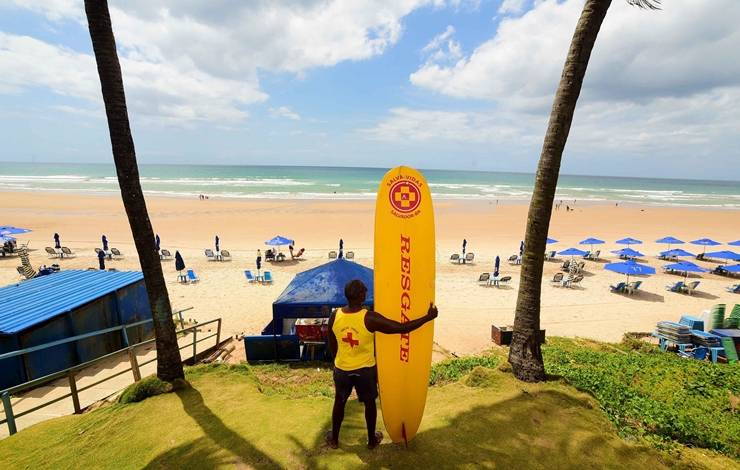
[332,308,376,371]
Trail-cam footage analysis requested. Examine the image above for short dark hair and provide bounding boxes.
[344,280,367,303]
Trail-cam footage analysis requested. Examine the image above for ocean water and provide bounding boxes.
[0,163,738,208]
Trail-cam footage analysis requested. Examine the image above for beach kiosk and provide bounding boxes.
[0,270,152,390]
[247,259,374,362]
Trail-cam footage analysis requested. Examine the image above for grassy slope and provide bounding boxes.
[2,359,737,469]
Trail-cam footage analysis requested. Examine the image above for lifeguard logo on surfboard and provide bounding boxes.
[388,176,423,218]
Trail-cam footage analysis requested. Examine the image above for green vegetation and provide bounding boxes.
[544,337,740,457]
[119,376,175,404]
[0,341,738,469]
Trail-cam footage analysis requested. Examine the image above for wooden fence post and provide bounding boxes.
[192,327,197,362]
[128,348,141,382]
[68,371,81,414]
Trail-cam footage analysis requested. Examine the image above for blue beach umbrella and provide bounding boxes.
[612,247,644,259]
[54,233,61,249]
[494,256,500,277]
[656,236,684,250]
[604,259,655,282]
[690,238,720,255]
[0,226,32,235]
[0,234,15,243]
[728,240,740,247]
[664,261,707,278]
[266,235,294,246]
[722,264,740,273]
[546,238,558,244]
[155,234,161,251]
[616,237,642,246]
[558,248,588,257]
[704,250,740,262]
[660,248,695,258]
[102,235,109,251]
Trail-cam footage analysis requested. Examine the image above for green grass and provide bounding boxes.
[0,343,738,469]
[543,337,740,457]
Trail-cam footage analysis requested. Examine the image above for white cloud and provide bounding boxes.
[498,0,526,15]
[1,0,475,123]
[421,25,463,65]
[269,106,301,121]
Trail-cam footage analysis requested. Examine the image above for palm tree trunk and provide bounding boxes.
[85,0,184,382]
[508,0,612,382]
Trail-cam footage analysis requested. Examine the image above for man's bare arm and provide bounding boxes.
[365,303,438,334]
[327,311,338,359]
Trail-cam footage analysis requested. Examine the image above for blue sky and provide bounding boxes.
[1,0,739,180]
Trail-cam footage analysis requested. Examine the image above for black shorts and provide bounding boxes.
[333,366,378,402]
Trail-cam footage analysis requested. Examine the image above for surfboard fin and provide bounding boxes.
[401,422,408,448]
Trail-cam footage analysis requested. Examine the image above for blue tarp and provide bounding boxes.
[267,259,374,333]
[0,270,144,334]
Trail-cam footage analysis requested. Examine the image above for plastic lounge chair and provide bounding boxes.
[291,248,305,259]
[589,250,601,260]
[244,270,256,283]
[61,247,75,258]
[465,253,475,263]
[94,247,102,254]
[544,250,556,261]
[160,249,172,260]
[560,260,570,272]
[551,273,564,284]
[45,247,60,258]
[507,254,519,265]
[450,253,460,263]
[478,273,491,286]
[328,251,337,259]
[346,251,355,260]
[111,248,123,257]
[220,249,232,261]
[726,284,740,293]
[582,251,591,259]
[610,282,626,293]
[627,280,642,295]
[498,276,512,285]
[263,271,273,284]
[205,248,215,260]
[570,275,584,288]
[679,346,708,361]
[666,281,684,292]
[683,281,700,295]
[187,269,200,283]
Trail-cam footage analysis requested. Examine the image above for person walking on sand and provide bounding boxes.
[325,280,438,450]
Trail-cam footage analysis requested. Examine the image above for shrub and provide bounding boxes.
[430,355,500,385]
[119,376,175,404]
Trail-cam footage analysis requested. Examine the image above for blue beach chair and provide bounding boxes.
[665,281,684,292]
[187,269,200,283]
[263,271,273,284]
[610,282,626,293]
[244,270,256,283]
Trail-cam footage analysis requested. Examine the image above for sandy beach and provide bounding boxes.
[1,191,738,356]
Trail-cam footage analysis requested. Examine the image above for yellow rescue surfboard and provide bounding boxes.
[374,166,435,444]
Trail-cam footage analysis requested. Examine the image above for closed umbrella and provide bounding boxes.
[494,256,500,277]
[175,251,185,281]
[690,238,720,255]
[616,237,642,246]
[256,256,262,275]
[98,250,106,270]
[656,236,684,251]
[339,239,344,259]
[519,241,524,257]
[604,259,656,283]
[215,235,220,252]
[462,239,467,256]
[155,234,161,252]
[102,235,109,251]
[54,233,61,249]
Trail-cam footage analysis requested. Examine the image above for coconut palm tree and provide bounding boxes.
[508,0,660,382]
[84,0,184,382]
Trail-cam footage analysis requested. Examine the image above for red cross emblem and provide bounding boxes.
[342,332,359,348]
[389,181,421,213]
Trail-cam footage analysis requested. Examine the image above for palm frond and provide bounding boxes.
[626,0,661,9]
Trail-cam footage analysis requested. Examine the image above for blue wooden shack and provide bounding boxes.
[0,270,152,390]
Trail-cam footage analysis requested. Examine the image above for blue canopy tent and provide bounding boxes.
[250,259,373,362]
[612,247,644,259]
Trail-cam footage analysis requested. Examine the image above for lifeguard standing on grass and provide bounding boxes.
[325,279,437,449]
